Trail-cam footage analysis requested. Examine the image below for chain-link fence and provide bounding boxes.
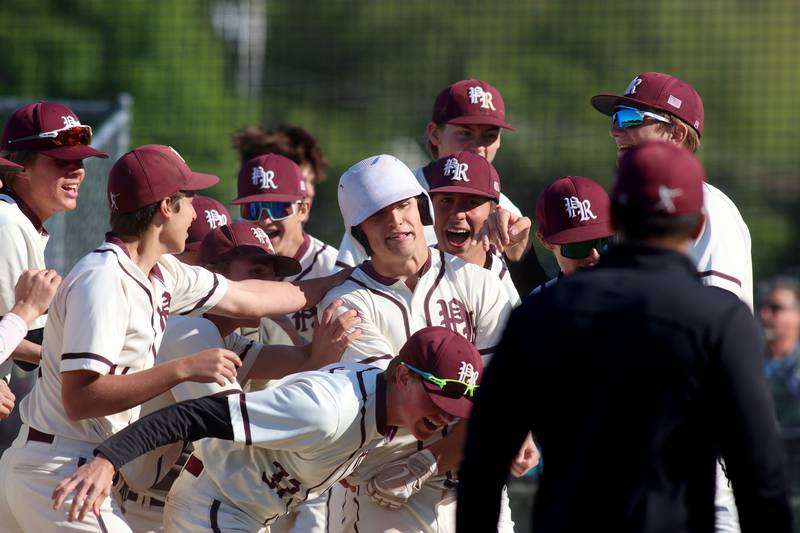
[1,1,799,530]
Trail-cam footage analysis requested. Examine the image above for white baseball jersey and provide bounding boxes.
[19,236,228,443]
[0,194,49,379]
[444,244,520,306]
[260,233,340,344]
[690,182,753,310]
[186,363,387,525]
[335,167,522,267]
[119,315,261,495]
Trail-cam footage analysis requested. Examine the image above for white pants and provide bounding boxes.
[267,492,329,533]
[163,464,267,533]
[112,483,166,533]
[328,482,515,533]
[0,424,131,532]
[714,459,741,533]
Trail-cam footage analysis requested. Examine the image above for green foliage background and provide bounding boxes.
[1,0,798,281]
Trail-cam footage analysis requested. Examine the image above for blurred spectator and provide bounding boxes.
[761,276,800,428]
[231,124,328,205]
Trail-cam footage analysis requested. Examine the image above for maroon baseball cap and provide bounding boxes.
[199,221,301,277]
[398,326,483,419]
[1,101,110,160]
[185,195,231,251]
[591,72,704,136]
[536,175,614,244]
[232,153,308,205]
[431,79,513,130]
[423,151,501,202]
[612,141,704,217]
[107,145,219,214]
[0,157,22,171]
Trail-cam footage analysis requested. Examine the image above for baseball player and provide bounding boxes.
[591,72,754,532]
[531,175,615,292]
[424,150,520,305]
[335,80,537,283]
[0,101,109,380]
[173,194,231,266]
[232,153,340,347]
[0,144,348,532]
[52,327,482,533]
[321,154,517,532]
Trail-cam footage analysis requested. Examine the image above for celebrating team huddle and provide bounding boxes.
[0,71,788,533]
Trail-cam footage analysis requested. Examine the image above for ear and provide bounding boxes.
[298,200,311,222]
[669,121,689,146]
[158,196,177,220]
[535,230,555,251]
[426,122,442,146]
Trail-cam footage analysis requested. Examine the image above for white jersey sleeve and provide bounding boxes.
[158,254,228,315]
[227,376,340,451]
[689,183,753,310]
[59,266,129,375]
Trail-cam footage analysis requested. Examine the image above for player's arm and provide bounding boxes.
[62,349,241,420]
[712,299,791,531]
[1,269,61,364]
[457,306,532,532]
[52,395,235,522]
[209,268,351,319]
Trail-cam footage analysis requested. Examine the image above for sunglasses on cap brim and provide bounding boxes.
[240,200,302,222]
[8,125,92,147]
[401,362,478,400]
[612,106,671,130]
[560,237,609,260]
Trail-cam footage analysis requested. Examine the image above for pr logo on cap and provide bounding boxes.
[457,361,480,386]
[251,166,278,190]
[625,77,642,95]
[204,209,228,229]
[443,157,470,182]
[564,196,597,222]
[467,86,496,110]
[250,226,271,246]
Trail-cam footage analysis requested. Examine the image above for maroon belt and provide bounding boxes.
[26,427,55,444]
[185,455,204,477]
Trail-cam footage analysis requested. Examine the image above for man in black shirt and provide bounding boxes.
[457,141,791,533]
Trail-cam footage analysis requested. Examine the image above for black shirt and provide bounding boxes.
[457,243,791,533]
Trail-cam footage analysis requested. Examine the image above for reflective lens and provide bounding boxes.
[560,237,609,259]
[8,125,92,146]
[612,106,671,130]
[241,201,298,221]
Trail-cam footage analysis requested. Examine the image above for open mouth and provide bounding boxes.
[387,232,413,242]
[422,416,441,432]
[61,184,79,197]
[445,228,471,248]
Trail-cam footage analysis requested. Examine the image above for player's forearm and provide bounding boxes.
[62,359,195,420]
[95,396,233,469]
[9,337,41,365]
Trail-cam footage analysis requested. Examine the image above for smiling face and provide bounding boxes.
[358,197,427,263]
[428,123,502,162]
[431,192,493,265]
[393,366,455,441]
[243,200,308,257]
[13,154,86,222]
[162,193,197,255]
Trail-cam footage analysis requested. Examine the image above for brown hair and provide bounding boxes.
[0,151,37,191]
[383,356,421,382]
[231,125,329,184]
[110,191,185,237]
[655,114,701,153]
[426,123,444,160]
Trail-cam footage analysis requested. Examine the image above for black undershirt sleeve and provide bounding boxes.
[95,396,234,470]
[506,247,548,297]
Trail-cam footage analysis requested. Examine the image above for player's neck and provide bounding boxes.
[768,337,800,360]
[372,246,429,291]
[118,232,168,277]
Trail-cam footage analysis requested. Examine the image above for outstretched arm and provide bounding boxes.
[52,395,233,521]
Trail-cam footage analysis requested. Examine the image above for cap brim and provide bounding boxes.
[0,157,22,170]
[422,381,474,419]
[231,192,305,205]
[544,221,615,245]
[40,145,110,160]
[428,185,499,201]
[447,115,514,130]
[208,247,302,277]
[590,94,670,117]
[184,172,220,192]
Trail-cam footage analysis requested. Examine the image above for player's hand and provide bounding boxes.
[472,208,532,262]
[0,380,15,420]
[51,454,115,522]
[366,449,438,510]
[11,269,61,324]
[180,348,242,386]
[308,299,362,367]
[510,432,540,477]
